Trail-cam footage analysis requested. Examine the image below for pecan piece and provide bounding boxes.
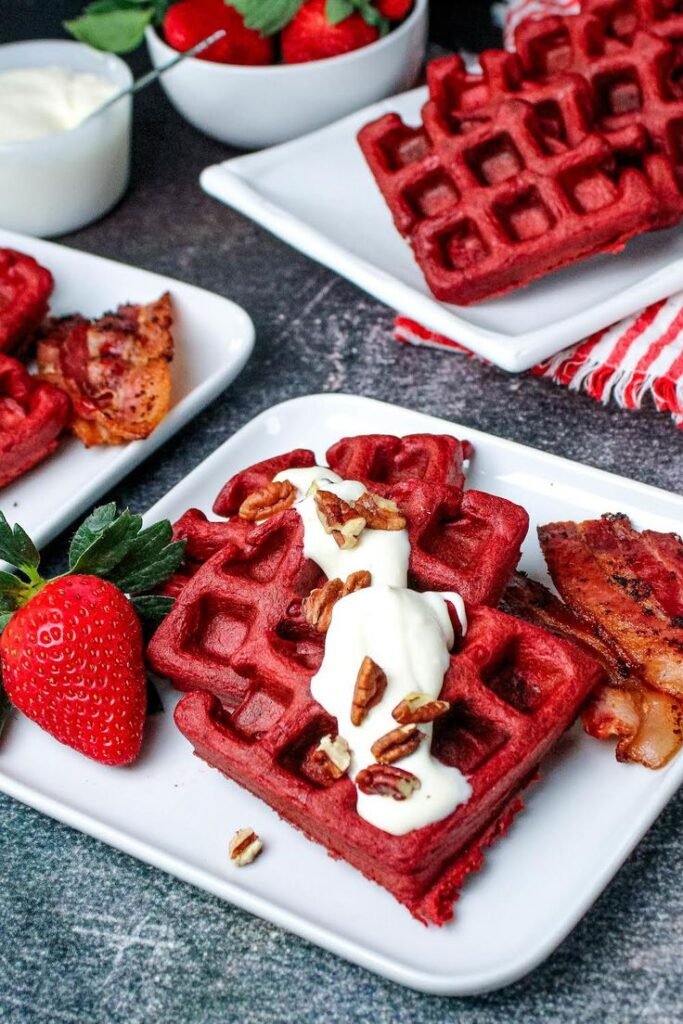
[302,570,372,633]
[356,764,421,800]
[371,724,424,764]
[392,692,450,725]
[353,492,406,531]
[351,656,387,726]
[228,827,263,866]
[315,489,366,549]
[239,480,296,521]
[312,734,351,780]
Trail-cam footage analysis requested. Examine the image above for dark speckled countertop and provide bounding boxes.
[2,3,683,1022]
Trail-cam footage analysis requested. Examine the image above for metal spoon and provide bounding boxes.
[82,28,227,125]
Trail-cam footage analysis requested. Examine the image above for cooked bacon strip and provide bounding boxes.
[36,292,174,446]
[582,685,683,770]
[502,571,683,768]
[539,520,683,697]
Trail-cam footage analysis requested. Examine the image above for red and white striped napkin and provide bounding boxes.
[394,0,683,430]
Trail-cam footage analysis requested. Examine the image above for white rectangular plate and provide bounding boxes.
[201,87,683,373]
[2,394,683,996]
[0,227,254,547]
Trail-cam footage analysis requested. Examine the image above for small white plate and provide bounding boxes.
[0,228,254,547]
[200,88,683,373]
[2,394,683,996]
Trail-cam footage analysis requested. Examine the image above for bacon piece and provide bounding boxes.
[36,293,174,446]
[539,519,683,697]
[502,571,683,769]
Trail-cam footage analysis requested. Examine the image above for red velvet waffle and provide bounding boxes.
[173,603,602,923]
[358,0,683,302]
[0,249,53,356]
[358,91,656,304]
[581,0,683,47]
[514,15,683,223]
[0,354,70,489]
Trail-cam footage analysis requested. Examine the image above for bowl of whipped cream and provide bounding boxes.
[0,40,133,237]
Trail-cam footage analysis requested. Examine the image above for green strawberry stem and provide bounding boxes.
[0,504,185,628]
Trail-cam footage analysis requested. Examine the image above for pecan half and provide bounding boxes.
[302,570,372,633]
[392,692,450,725]
[315,489,366,549]
[356,764,421,800]
[312,734,351,780]
[239,480,297,521]
[228,827,263,866]
[353,492,406,531]
[371,724,424,764]
[351,656,387,726]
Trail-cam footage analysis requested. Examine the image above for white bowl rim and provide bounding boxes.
[0,39,133,153]
[146,0,427,75]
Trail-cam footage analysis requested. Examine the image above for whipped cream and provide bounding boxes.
[311,586,470,835]
[278,463,471,835]
[0,67,118,143]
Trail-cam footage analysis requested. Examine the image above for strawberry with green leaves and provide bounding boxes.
[0,505,184,766]
[67,0,395,64]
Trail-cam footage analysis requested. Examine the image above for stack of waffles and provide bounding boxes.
[148,434,603,924]
[358,0,683,304]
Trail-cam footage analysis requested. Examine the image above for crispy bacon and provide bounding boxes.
[539,518,683,697]
[36,293,174,446]
[502,571,683,769]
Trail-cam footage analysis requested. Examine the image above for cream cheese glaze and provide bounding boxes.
[274,468,411,587]
[275,462,471,836]
[311,586,471,835]
[0,67,117,144]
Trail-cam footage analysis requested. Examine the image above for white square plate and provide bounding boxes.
[2,394,683,996]
[0,227,254,547]
[200,87,683,373]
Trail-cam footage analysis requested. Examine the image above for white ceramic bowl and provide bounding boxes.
[0,40,132,238]
[145,0,428,149]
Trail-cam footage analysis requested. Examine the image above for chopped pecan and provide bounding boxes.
[239,480,297,521]
[312,734,351,780]
[228,827,263,866]
[315,489,366,549]
[356,764,421,800]
[353,492,406,531]
[371,724,424,764]
[392,692,450,725]
[351,656,387,726]
[302,570,372,633]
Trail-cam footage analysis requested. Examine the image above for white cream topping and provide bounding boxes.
[0,67,118,144]
[286,474,411,588]
[278,462,471,835]
[273,464,342,495]
[311,586,471,836]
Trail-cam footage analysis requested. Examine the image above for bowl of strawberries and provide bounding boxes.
[143,0,428,148]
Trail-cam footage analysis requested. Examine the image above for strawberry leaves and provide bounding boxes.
[0,504,185,629]
[65,0,171,53]
[67,505,185,610]
[229,0,305,35]
[0,514,40,580]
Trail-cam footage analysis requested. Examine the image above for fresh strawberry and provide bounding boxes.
[163,0,274,65]
[281,0,380,64]
[0,505,184,765]
[375,0,413,20]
